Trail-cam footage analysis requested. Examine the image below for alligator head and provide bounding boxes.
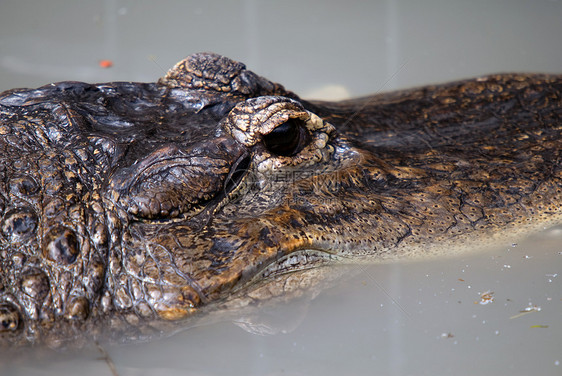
[0,53,561,347]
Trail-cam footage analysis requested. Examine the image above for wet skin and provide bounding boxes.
[0,53,561,347]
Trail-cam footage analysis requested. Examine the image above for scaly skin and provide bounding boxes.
[0,53,560,347]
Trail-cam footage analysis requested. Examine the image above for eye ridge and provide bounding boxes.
[262,118,309,157]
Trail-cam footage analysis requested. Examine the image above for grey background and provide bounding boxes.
[1,0,561,96]
[1,1,561,375]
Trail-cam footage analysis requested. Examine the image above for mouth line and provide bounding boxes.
[253,249,340,282]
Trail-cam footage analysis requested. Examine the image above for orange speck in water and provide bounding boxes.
[99,60,113,68]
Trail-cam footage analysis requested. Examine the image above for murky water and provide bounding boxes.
[1,1,561,375]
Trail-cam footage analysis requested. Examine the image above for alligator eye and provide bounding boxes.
[263,118,308,157]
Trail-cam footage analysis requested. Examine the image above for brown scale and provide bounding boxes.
[0,52,560,347]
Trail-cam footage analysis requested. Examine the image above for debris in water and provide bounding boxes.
[509,304,541,319]
[476,291,494,305]
[530,325,549,329]
[99,60,113,68]
[440,332,454,339]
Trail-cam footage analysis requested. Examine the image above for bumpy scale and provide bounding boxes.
[0,52,560,347]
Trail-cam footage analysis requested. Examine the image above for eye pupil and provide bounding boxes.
[263,118,306,156]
